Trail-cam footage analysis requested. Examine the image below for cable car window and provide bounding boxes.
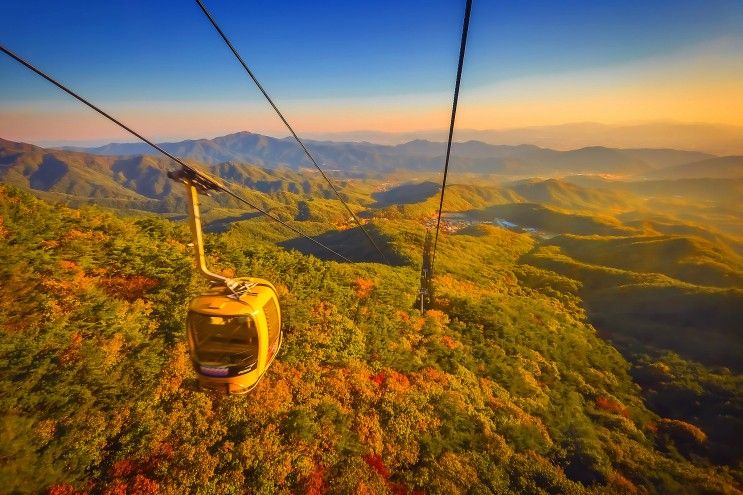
[187,312,258,367]
[264,298,280,345]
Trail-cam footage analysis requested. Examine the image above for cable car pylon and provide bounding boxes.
[416,230,434,312]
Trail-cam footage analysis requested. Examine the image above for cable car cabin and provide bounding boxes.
[186,278,282,394]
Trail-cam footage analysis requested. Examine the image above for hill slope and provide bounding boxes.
[2,186,740,493]
[645,156,743,179]
[0,138,375,224]
[544,234,743,288]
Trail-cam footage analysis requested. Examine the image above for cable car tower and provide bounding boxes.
[416,230,434,312]
[168,166,282,394]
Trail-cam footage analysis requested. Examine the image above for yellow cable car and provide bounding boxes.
[169,166,282,394]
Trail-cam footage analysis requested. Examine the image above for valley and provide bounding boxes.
[1,135,742,494]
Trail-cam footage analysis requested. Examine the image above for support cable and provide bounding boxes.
[195,0,388,264]
[0,44,352,263]
[431,0,472,270]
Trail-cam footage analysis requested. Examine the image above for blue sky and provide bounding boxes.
[1,0,741,143]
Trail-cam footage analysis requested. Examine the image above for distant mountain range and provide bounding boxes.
[644,155,743,180]
[0,138,366,221]
[303,122,743,155]
[4,138,742,238]
[58,131,742,179]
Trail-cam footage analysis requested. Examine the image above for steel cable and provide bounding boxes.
[0,44,352,263]
[195,0,388,264]
[431,0,473,270]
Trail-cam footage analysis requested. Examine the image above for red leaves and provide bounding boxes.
[112,459,138,478]
[370,373,385,386]
[102,476,158,495]
[594,396,629,417]
[440,335,461,350]
[130,475,159,495]
[106,444,172,494]
[304,464,327,495]
[363,454,390,479]
[368,370,410,392]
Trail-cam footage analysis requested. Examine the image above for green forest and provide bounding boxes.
[1,181,741,495]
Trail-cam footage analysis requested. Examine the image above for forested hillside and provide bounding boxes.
[0,139,375,226]
[1,185,741,494]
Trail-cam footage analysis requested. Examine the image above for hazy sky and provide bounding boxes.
[1,0,742,144]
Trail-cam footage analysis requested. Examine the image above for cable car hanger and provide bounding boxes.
[0,43,355,393]
[168,165,283,393]
[1,0,473,390]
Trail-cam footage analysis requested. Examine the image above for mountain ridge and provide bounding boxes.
[55,131,724,178]
[302,121,743,155]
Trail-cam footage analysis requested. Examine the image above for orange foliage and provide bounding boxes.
[425,309,449,326]
[656,418,708,444]
[248,374,294,417]
[356,413,383,452]
[595,396,629,417]
[99,275,158,302]
[0,215,7,239]
[154,345,188,398]
[354,277,375,299]
[440,335,461,350]
[305,464,326,495]
[607,472,639,494]
[370,373,384,386]
[388,370,411,393]
[397,312,425,331]
[417,367,450,387]
[130,475,158,495]
[369,370,411,393]
[102,483,127,495]
[58,260,79,271]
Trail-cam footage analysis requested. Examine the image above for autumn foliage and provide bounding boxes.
[0,186,739,494]
[594,396,630,417]
[99,275,159,301]
[354,277,375,299]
